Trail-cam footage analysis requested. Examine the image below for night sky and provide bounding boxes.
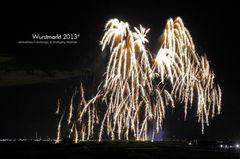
[0,1,239,141]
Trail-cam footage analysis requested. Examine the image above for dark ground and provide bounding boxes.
[0,141,239,159]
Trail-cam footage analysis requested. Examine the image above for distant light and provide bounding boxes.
[225,145,228,148]
[236,144,239,148]
[188,142,192,145]
[220,144,223,148]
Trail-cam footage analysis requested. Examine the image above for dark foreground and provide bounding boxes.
[0,141,239,159]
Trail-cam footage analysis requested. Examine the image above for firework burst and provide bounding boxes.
[154,17,221,132]
[99,18,175,141]
[55,17,222,143]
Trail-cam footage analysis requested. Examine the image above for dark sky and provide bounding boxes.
[0,1,239,141]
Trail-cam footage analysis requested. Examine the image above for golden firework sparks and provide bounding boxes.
[155,17,222,133]
[55,17,222,143]
[98,18,173,141]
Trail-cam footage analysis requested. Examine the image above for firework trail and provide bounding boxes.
[55,98,61,114]
[54,83,96,142]
[67,95,74,125]
[55,111,65,143]
[74,124,78,143]
[55,17,222,143]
